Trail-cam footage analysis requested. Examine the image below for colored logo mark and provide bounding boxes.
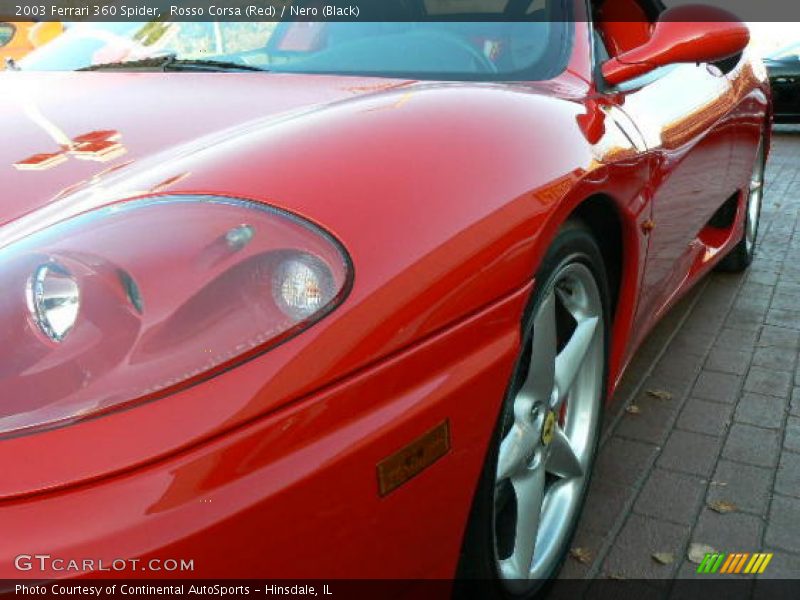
[696,552,773,574]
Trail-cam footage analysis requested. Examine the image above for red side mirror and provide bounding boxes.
[601,5,750,86]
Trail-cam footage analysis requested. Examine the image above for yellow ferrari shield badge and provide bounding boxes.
[542,411,556,445]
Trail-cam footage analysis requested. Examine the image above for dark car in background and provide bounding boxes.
[765,42,800,123]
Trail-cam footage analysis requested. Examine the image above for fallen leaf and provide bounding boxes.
[652,552,675,565]
[570,547,592,564]
[709,500,737,514]
[625,404,641,415]
[607,574,626,580]
[646,389,673,401]
[688,543,716,564]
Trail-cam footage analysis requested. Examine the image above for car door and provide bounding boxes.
[622,63,737,330]
[592,14,737,348]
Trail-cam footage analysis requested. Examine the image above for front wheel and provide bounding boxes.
[457,220,609,598]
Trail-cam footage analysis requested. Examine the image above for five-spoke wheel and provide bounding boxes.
[458,220,609,598]
[494,261,604,590]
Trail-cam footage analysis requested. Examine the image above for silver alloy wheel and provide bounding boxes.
[745,140,765,254]
[493,260,604,592]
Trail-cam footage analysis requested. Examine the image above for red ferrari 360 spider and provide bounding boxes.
[1,0,769,596]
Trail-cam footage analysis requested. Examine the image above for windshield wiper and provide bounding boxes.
[79,54,267,72]
[167,58,268,72]
[79,55,174,71]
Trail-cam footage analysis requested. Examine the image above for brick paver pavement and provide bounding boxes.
[552,125,800,594]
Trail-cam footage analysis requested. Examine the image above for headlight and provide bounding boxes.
[273,255,336,320]
[26,262,81,342]
[0,195,352,438]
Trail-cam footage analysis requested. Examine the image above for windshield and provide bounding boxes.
[19,2,571,80]
[768,41,800,61]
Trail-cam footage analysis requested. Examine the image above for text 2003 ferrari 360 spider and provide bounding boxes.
[1,0,769,595]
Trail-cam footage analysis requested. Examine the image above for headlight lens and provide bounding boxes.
[0,195,352,438]
[273,255,335,320]
[26,262,81,342]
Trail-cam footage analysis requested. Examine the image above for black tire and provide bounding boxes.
[716,136,766,273]
[455,219,610,599]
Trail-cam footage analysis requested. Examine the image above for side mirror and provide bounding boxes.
[601,4,750,86]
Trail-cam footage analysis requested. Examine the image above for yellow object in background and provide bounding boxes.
[0,22,64,69]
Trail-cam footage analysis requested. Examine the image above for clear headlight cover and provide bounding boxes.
[0,196,352,438]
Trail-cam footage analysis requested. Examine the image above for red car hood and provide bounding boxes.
[1,71,416,225]
[0,70,604,498]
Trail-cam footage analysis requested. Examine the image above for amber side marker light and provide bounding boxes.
[377,420,451,496]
